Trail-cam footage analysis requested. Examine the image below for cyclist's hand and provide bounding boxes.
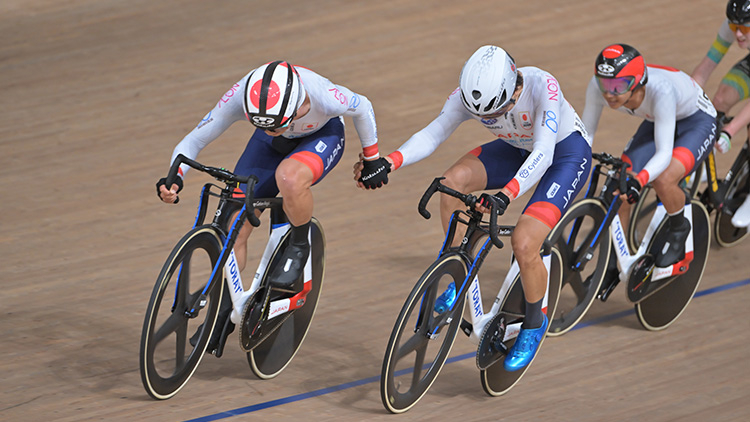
[359,157,391,190]
[353,153,365,189]
[476,191,510,215]
[156,177,183,204]
[623,175,641,204]
[715,130,732,154]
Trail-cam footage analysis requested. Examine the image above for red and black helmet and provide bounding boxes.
[244,61,304,130]
[594,44,647,95]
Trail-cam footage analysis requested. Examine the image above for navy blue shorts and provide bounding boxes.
[233,117,345,198]
[623,110,717,178]
[473,131,592,228]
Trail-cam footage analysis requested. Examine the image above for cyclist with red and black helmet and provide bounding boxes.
[158,61,381,289]
[355,45,592,371]
[692,0,750,228]
[583,44,718,267]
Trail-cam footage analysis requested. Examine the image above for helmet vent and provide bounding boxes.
[483,97,497,113]
[472,90,481,100]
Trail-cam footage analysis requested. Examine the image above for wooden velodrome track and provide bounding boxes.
[2,0,749,420]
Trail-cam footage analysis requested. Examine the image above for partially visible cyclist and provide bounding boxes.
[691,0,750,228]
[157,60,382,350]
[354,45,592,371]
[582,44,718,267]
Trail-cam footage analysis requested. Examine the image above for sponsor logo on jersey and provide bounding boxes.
[315,140,327,153]
[547,182,560,199]
[302,122,319,131]
[197,111,213,129]
[519,112,533,130]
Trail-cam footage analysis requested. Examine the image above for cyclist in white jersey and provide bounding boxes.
[692,0,750,227]
[583,44,717,268]
[355,45,592,371]
[156,61,382,350]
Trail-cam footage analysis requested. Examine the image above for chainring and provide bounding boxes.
[476,312,509,371]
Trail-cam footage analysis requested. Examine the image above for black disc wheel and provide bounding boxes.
[636,200,711,330]
[380,252,468,414]
[545,199,611,336]
[245,218,326,379]
[140,226,223,400]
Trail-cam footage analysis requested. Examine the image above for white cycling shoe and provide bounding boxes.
[731,196,750,228]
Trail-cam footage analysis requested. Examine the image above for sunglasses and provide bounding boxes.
[729,22,750,34]
[596,76,636,95]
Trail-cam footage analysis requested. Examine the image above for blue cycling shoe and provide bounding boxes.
[434,282,456,313]
[504,314,548,372]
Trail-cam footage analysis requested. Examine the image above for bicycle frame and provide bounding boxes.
[609,199,694,282]
[700,139,750,213]
[168,154,314,328]
[428,199,553,346]
[209,198,315,326]
[571,153,694,288]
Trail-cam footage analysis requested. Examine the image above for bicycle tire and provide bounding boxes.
[546,199,611,336]
[715,160,749,247]
[140,225,224,400]
[380,252,468,414]
[636,200,711,330]
[479,247,563,396]
[628,184,658,251]
[246,217,326,379]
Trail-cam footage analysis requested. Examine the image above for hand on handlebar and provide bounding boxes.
[622,175,641,204]
[715,131,732,154]
[156,177,183,204]
[476,191,510,215]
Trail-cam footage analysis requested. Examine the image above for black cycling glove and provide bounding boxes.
[156,177,184,203]
[359,157,391,189]
[478,191,510,215]
[624,175,641,204]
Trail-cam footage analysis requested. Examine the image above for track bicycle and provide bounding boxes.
[139,154,325,400]
[380,177,562,413]
[630,126,750,250]
[547,152,710,335]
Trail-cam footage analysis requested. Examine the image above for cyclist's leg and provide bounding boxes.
[713,54,750,114]
[651,111,717,266]
[270,117,345,287]
[233,128,288,270]
[505,132,591,371]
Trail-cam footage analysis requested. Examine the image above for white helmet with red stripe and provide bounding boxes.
[244,61,304,129]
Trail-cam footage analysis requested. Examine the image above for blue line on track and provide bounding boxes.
[185,277,749,422]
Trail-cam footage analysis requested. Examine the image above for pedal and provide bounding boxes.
[476,313,509,371]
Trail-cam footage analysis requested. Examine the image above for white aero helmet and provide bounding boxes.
[459,45,517,117]
[244,61,305,129]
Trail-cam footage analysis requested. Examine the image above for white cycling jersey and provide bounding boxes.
[392,66,590,199]
[171,66,379,177]
[582,65,716,184]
